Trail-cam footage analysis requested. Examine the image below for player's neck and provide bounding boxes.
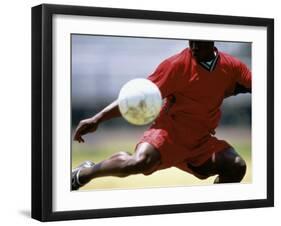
[202,50,216,63]
[199,51,218,72]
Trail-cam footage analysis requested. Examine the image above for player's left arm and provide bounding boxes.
[232,82,251,95]
[229,59,252,96]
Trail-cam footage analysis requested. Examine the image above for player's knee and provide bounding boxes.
[119,142,161,175]
[216,148,247,183]
[130,157,155,174]
[215,157,247,183]
[232,156,247,181]
[220,156,247,182]
[123,153,159,175]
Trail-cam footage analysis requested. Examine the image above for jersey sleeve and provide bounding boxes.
[234,60,252,90]
[147,59,182,98]
[225,57,252,97]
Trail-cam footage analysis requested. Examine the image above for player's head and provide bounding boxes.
[189,40,215,62]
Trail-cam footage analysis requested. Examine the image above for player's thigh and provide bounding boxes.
[186,155,218,178]
[134,142,161,174]
[188,147,246,178]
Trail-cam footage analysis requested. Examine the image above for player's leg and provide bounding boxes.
[72,142,161,190]
[212,147,247,183]
[187,147,247,183]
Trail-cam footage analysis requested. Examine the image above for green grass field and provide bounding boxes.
[72,127,251,191]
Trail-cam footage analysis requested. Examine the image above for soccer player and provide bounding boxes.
[72,40,251,190]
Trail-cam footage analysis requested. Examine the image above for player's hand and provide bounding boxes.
[73,117,99,143]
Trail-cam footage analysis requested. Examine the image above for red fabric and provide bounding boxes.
[148,48,251,132]
[138,114,230,176]
[138,48,251,177]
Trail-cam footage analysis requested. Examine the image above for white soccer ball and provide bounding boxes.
[118,78,162,125]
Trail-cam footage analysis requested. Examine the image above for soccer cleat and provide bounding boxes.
[71,160,95,190]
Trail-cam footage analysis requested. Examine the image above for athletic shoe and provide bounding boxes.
[71,160,95,190]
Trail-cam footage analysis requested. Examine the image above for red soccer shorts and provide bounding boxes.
[136,114,230,178]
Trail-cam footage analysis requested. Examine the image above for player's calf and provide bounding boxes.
[71,143,161,190]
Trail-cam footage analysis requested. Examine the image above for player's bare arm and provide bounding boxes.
[74,100,121,143]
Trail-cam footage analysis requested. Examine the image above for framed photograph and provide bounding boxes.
[32,4,274,222]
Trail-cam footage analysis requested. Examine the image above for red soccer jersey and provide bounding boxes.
[138,47,251,171]
[148,48,251,136]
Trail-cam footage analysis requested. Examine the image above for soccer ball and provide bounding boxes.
[118,78,162,125]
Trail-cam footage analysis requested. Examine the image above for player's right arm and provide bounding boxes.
[74,100,121,143]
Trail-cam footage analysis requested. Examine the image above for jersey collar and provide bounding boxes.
[198,48,219,72]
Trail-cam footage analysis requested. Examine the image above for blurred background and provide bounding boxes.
[71,35,251,190]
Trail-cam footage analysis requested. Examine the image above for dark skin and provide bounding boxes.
[73,40,246,187]
[189,40,215,62]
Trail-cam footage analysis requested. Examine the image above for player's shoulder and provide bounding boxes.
[162,48,191,67]
[219,50,242,67]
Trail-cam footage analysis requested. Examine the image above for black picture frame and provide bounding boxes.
[32,3,274,222]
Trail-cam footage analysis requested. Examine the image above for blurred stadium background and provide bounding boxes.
[71,35,251,190]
